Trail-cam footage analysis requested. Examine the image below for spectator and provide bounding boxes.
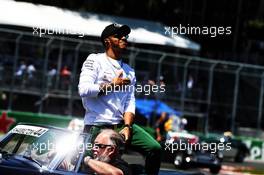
[25,62,36,87]
[187,75,194,89]
[48,67,57,77]
[164,115,187,132]
[148,79,156,86]
[83,129,130,175]
[60,66,71,90]
[15,60,27,87]
[157,75,166,99]
[61,65,71,77]
[15,60,26,77]
[27,62,36,80]
[186,74,194,99]
[159,76,165,86]
[47,66,57,89]
[155,112,169,142]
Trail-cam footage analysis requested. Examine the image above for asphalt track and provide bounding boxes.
[123,152,264,175]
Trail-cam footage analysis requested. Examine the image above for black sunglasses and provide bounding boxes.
[113,34,129,40]
[93,143,114,149]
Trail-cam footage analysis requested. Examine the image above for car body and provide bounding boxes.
[221,138,249,162]
[162,131,222,174]
[0,123,204,175]
[0,123,90,175]
[200,134,250,163]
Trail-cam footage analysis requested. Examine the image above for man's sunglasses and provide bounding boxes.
[112,34,129,40]
[93,143,114,149]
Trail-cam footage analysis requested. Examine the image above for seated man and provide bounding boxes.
[83,129,130,175]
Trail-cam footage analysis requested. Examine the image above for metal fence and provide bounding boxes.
[0,28,264,135]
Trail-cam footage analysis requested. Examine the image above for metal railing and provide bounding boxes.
[0,28,264,135]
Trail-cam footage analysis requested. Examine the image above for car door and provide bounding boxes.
[51,133,93,175]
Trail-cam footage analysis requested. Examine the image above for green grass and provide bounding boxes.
[241,169,264,174]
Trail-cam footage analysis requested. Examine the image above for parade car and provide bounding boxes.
[162,131,222,174]
[0,123,204,175]
[201,132,250,163]
[0,123,90,175]
[220,136,250,163]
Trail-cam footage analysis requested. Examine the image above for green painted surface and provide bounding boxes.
[0,110,72,132]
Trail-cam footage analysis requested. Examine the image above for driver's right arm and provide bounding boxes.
[84,156,124,175]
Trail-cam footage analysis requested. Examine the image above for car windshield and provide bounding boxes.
[0,124,79,168]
